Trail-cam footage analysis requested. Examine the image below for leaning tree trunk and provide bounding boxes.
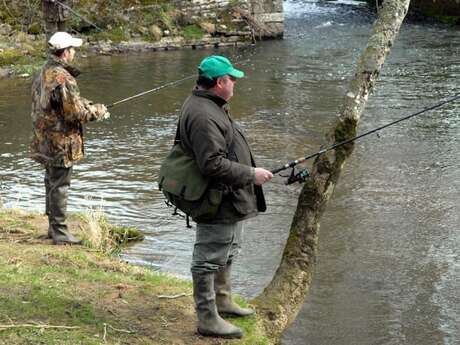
[252,0,411,342]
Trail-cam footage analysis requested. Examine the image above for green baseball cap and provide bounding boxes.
[198,55,245,79]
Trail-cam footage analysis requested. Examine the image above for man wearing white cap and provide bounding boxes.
[30,32,109,245]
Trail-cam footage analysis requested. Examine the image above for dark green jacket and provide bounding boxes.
[179,89,266,224]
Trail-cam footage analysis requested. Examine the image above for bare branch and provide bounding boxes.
[0,323,79,331]
[157,293,192,299]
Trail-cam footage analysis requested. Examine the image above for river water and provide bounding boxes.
[1,1,459,344]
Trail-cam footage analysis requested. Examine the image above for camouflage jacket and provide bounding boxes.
[42,0,69,22]
[30,55,105,167]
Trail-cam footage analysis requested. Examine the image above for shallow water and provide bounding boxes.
[1,1,459,344]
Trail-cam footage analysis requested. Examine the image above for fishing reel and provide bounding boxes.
[282,167,310,185]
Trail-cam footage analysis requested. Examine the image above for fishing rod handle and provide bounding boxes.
[270,150,326,174]
[271,159,302,174]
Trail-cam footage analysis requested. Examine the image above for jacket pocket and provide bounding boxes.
[231,186,257,215]
[68,134,83,161]
[191,188,223,220]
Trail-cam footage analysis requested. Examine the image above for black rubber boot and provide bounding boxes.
[192,272,243,339]
[45,170,52,239]
[215,261,255,317]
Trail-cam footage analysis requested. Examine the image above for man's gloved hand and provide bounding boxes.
[94,104,109,120]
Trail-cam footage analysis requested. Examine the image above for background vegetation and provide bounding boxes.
[0,0,245,76]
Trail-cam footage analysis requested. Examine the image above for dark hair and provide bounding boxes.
[50,48,67,57]
[196,74,218,89]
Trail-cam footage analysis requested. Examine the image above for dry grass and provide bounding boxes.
[76,206,144,254]
[78,206,115,253]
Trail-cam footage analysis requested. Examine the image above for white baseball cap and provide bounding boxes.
[48,32,83,50]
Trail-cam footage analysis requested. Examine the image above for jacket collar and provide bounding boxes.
[192,89,227,108]
[48,54,81,78]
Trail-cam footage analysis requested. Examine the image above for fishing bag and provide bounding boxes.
[158,122,233,222]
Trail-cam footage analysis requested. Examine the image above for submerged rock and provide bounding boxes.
[0,68,10,78]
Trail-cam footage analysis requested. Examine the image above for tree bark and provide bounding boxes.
[252,0,411,342]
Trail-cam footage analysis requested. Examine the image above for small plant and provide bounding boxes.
[77,207,144,255]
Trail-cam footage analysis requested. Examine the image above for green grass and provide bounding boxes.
[231,296,271,345]
[0,49,43,66]
[182,24,205,40]
[0,243,183,344]
[0,47,45,77]
[0,257,100,344]
[91,26,130,43]
[0,49,24,65]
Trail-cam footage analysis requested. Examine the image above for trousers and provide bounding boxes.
[191,221,243,274]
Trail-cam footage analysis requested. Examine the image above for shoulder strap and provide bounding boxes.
[227,118,237,162]
[174,121,181,145]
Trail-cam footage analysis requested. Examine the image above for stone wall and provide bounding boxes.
[172,0,234,19]
[251,0,284,38]
[173,0,284,38]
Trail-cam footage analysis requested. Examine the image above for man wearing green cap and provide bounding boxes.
[175,55,273,338]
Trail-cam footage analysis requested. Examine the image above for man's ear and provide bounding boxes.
[215,77,224,89]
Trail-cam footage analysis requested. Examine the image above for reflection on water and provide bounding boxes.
[1,1,459,344]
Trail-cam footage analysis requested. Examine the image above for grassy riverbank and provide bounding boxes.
[0,208,269,344]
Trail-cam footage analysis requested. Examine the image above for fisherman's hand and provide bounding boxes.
[254,168,273,186]
[94,104,109,120]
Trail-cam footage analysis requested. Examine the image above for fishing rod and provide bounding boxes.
[106,59,251,109]
[54,0,104,32]
[107,75,196,109]
[273,93,460,184]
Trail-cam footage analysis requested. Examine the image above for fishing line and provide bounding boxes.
[107,75,195,109]
[106,59,252,109]
[54,0,104,32]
